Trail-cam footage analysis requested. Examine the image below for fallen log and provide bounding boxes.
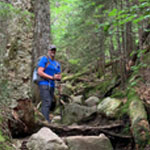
[128,89,150,149]
[37,122,132,141]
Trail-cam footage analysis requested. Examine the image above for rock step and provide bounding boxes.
[26,127,114,150]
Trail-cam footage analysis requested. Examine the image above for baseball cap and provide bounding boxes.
[48,44,56,50]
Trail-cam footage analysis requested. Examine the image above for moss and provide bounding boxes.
[85,76,118,98]
[132,121,150,148]
[111,89,127,98]
[62,67,89,82]
[3,41,18,67]
[0,143,14,150]
[127,88,150,148]
[0,130,14,150]
[0,131,5,142]
[8,41,18,60]
[127,88,137,100]
[121,123,130,135]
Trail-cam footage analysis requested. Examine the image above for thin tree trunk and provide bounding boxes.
[125,0,134,60]
[109,37,117,75]
[97,13,106,78]
[116,1,126,86]
[117,26,126,86]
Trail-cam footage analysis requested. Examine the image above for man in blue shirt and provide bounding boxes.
[37,45,61,123]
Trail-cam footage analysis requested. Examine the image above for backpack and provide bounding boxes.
[32,56,50,84]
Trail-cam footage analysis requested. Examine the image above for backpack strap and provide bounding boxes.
[44,55,50,70]
[44,56,59,70]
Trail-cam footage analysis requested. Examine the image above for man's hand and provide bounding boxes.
[54,74,61,81]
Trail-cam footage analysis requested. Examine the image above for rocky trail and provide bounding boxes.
[7,96,133,150]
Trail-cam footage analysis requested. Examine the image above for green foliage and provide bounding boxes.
[0,2,33,28]
[121,123,130,135]
[68,59,80,65]
[0,131,5,142]
[51,0,109,72]
[0,116,14,150]
[111,89,126,99]
[101,0,150,34]
[0,2,14,18]
[51,0,150,74]
[127,48,148,88]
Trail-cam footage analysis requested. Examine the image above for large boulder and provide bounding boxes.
[97,97,122,118]
[63,134,113,150]
[71,95,83,104]
[27,127,68,150]
[85,96,99,107]
[62,103,96,125]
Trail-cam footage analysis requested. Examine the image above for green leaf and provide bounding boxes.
[97,4,104,9]
[133,15,145,24]
[139,2,150,8]
[0,131,5,142]
[144,14,150,19]
[91,2,96,6]
[68,59,80,65]
[108,8,117,17]
[130,50,136,57]
[130,81,137,86]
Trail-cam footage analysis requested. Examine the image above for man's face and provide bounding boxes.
[49,49,56,57]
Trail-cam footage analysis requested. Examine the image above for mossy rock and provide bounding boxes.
[62,103,96,125]
[97,97,122,118]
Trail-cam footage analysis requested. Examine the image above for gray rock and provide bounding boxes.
[27,127,68,150]
[97,97,122,118]
[85,96,99,107]
[62,103,96,125]
[51,115,62,124]
[63,134,113,150]
[71,95,83,104]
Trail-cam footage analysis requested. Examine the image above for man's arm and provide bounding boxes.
[38,67,54,80]
[38,67,61,81]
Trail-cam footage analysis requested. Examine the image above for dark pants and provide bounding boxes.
[39,85,54,122]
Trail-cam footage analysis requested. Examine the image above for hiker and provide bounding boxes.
[37,45,61,123]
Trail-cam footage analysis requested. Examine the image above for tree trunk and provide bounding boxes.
[125,0,134,60]
[109,37,118,75]
[97,33,105,78]
[32,0,51,66]
[116,24,126,86]
[32,0,51,104]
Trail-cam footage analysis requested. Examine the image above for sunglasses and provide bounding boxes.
[49,48,56,51]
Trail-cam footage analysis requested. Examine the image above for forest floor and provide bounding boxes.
[2,68,150,150]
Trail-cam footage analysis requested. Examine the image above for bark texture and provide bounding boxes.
[32,0,51,104]
[32,0,51,66]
